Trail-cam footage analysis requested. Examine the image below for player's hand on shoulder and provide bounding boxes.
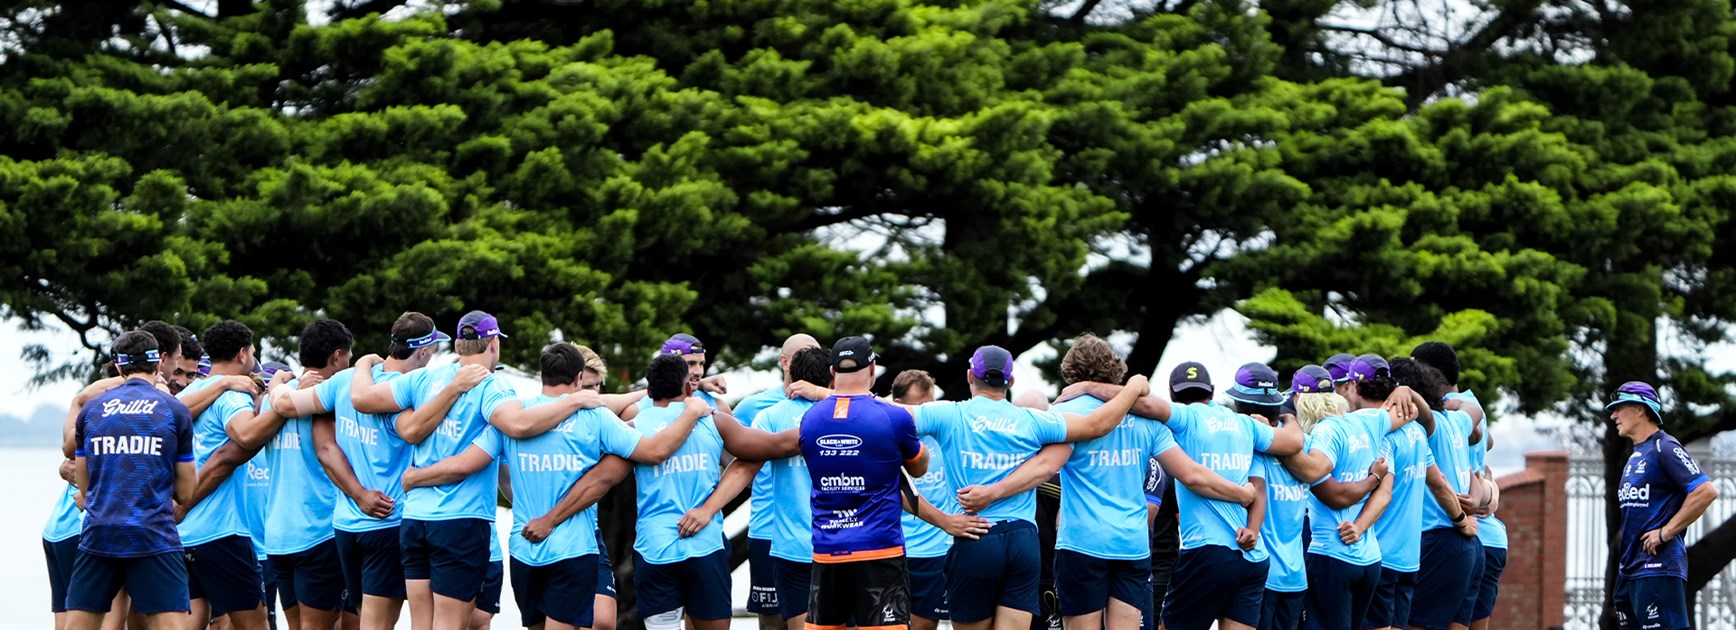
[453,364,490,392]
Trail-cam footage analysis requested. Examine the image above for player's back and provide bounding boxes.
[912,397,1066,523]
[1166,401,1270,561]
[176,375,254,546]
[801,394,921,562]
[79,380,192,557]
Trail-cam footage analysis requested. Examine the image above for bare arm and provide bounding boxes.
[1660,482,1720,542]
[182,439,263,517]
[678,459,757,537]
[1057,380,1171,422]
[397,365,489,444]
[1238,476,1268,550]
[1261,417,1303,456]
[313,415,393,519]
[227,405,289,451]
[1157,448,1255,506]
[902,446,929,478]
[403,444,494,489]
[712,410,801,460]
[62,405,80,460]
[1342,472,1393,544]
[1309,460,1386,510]
[1278,449,1333,487]
[182,375,261,418]
[73,457,90,510]
[1425,464,1478,537]
[1061,375,1151,442]
[521,455,634,543]
[173,461,197,518]
[491,391,604,439]
[600,390,648,416]
[903,482,991,540]
[956,444,1071,513]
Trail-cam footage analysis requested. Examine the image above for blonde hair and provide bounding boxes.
[1295,392,1350,433]
[575,344,607,374]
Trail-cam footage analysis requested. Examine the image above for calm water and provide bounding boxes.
[4,447,768,629]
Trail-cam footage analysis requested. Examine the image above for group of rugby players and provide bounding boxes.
[45,309,1512,630]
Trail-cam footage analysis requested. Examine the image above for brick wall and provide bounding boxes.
[1493,450,1570,630]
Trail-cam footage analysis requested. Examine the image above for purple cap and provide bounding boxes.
[1227,362,1287,405]
[197,354,212,377]
[660,333,704,356]
[1346,354,1389,382]
[970,345,1015,387]
[259,361,293,379]
[1605,381,1664,423]
[1324,353,1357,382]
[1291,364,1335,394]
[457,310,508,340]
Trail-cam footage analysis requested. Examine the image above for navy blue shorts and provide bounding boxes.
[478,559,504,615]
[67,551,190,614]
[774,558,813,619]
[1054,549,1152,617]
[1260,589,1304,630]
[1469,547,1506,622]
[44,537,79,612]
[1162,545,1266,630]
[185,535,264,617]
[747,537,778,614]
[512,555,598,627]
[596,530,618,598]
[270,538,346,613]
[1615,576,1691,630]
[1302,553,1380,630]
[401,518,491,602]
[260,557,279,617]
[1410,529,1480,629]
[947,519,1041,622]
[1366,567,1416,629]
[634,548,732,619]
[336,527,407,605]
[908,555,949,621]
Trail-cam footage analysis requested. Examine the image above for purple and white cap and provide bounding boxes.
[971,345,1015,387]
[660,333,704,356]
[1291,364,1335,394]
[1346,354,1389,382]
[1606,381,1664,423]
[457,310,509,340]
[1324,353,1357,382]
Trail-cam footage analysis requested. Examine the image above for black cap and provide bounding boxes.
[1169,361,1212,393]
[832,336,878,373]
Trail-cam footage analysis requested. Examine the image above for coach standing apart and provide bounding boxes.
[1609,381,1719,630]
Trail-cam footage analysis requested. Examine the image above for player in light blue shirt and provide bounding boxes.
[1274,355,1431,630]
[1413,341,1507,630]
[404,342,707,630]
[691,345,829,627]
[279,310,597,630]
[729,333,819,628]
[305,313,446,629]
[1256,364,1340,630]
[175,321,275,630]
[907,345,1150,630]
[227,320,355,629]
[886,369,960,630]
[1036,336,1260,630]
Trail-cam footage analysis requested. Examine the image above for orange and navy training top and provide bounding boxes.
[800,394,923,564]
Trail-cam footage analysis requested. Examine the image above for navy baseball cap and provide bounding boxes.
[1169,361,1212,393]
[1347,354,1389,382]
[457,311,508,340]
[832,336,877,373]
[1606,381,1664,424]
[971,345,1015,387]
[1227,362,1287,405]
[1324,353,1357,382]
[1291,364,1335,394]
[660,333,704,356]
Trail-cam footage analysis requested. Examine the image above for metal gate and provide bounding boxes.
[1564,434,1736,629]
